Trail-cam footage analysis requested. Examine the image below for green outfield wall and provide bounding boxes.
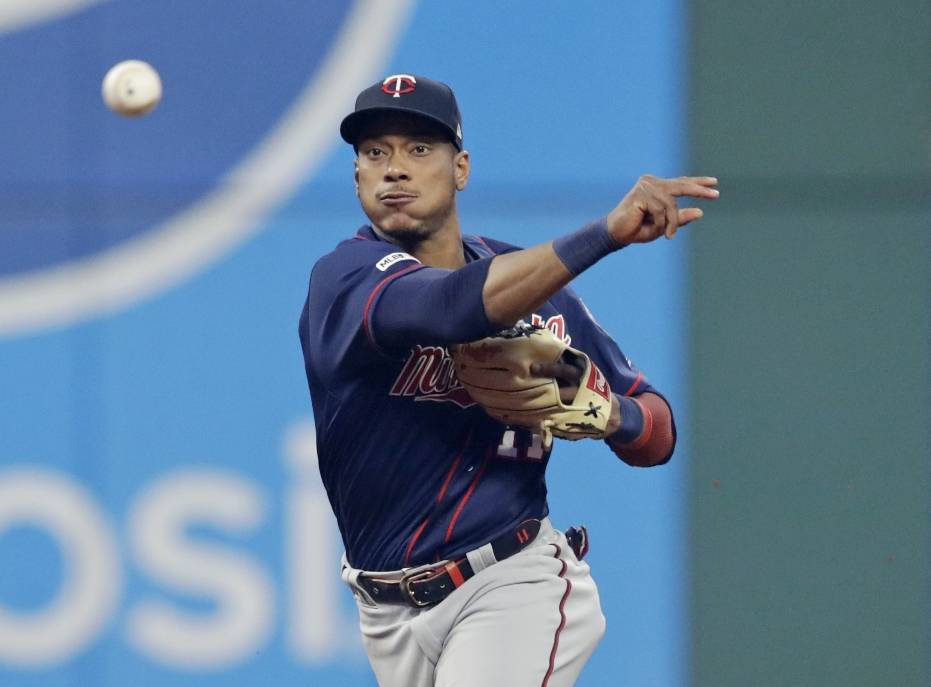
[688,2,931,685]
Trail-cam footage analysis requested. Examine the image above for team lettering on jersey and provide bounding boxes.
[389,345,475,407]
[530,313,571,345]
[389,314,572,408]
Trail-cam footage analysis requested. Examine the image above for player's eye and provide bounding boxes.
[365,146,385,159]
[411,144,430,155]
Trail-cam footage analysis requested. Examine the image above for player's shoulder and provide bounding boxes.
[462,233,523,258]
[313,225,421,279]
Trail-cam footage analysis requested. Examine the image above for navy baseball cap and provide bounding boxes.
[340,74,463,150]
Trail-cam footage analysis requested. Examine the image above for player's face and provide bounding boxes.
[354,118,469,243]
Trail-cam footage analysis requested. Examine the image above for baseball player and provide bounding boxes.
[298,74,718,686]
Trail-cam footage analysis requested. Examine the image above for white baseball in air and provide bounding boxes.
[102,59,162,117]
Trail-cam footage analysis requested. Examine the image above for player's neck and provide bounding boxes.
[412,221,467,269]
[374,216,467,269]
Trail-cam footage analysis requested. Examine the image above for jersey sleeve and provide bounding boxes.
[369,257,498,353]
[300,238,499,387]
[301,242,426,385]
[554,286,656,398]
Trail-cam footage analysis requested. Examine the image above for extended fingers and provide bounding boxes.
[680,176,718,186]
[642,174,719,199]
[667,176,719,199]
[611,175,718,244]
[640,176,716,238]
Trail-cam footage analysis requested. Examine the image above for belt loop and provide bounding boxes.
[444,561,466,588]
[465,542,497,574]
[342,557,377,606]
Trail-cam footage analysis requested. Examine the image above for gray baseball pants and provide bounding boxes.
[341,518,606,686]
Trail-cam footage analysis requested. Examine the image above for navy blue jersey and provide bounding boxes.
[299,225,656,571]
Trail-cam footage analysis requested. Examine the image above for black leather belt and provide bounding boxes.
[357,519,542,607]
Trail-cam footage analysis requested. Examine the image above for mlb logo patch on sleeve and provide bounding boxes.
[376,252,420,271]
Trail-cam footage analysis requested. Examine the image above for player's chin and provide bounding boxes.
[376,212,429,238]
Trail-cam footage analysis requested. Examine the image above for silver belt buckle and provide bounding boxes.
[399,563,445,607]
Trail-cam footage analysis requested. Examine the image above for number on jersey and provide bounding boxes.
[495,428,548,461]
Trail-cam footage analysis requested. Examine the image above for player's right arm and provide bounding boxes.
[370,175,717,351]
[481,175,718,324]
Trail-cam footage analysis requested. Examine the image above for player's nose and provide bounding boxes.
[384,161,410,182]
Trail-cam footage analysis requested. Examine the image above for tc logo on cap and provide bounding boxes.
[381,73,417,98]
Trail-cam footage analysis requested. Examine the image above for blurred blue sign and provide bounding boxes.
[0,0,412,336]
[0,1,687,685]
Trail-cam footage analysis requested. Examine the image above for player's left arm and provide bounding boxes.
[539,359,675,468]
[604,390,675,468]
[540,291,676,467]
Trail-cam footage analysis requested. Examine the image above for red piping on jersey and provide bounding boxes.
[541,545,572,687]
[402,519,430,567]
[435,451,464,503]
[362,263,424,355]
[622,371,644,397]
[443,446,492,545]
[402,431,472,566]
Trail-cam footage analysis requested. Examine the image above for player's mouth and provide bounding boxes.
[378,191,418,207]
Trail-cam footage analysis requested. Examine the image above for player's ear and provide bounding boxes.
[353,159,360,197]
[454,150,470,191]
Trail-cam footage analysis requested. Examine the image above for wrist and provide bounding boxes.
[606,392,622,435]
[552,217,623,277]
[605,208,626,246]
[607,394,647,445]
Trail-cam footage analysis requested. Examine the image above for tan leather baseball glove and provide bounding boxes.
[451,323,613,449]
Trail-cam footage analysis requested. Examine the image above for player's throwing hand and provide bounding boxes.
[607,175,719,244]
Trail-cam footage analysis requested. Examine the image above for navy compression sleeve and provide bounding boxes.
[367,258,497,352]
[607,392,676,467]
